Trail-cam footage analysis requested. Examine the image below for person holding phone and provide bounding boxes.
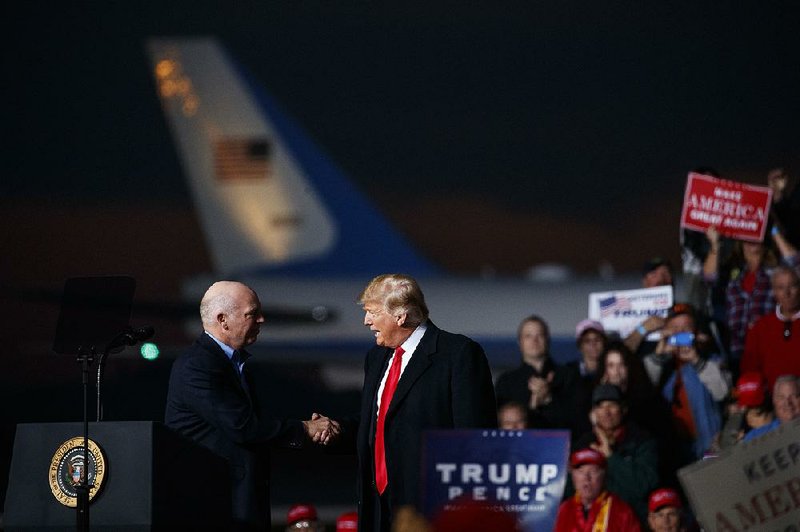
[648,304,730,468]
[642,304,730,399]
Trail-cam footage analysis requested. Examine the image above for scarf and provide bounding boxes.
[663,363,721,458]
[573,490,612,532]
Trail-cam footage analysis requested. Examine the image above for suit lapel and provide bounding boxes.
[239,363,253,400]
[363,347,393,443]
[198,333,250,397]
[386,322,438,416]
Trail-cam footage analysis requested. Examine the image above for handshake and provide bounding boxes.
[302,413,342,445]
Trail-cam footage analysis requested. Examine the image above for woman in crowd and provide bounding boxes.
[596,341,668,438]
[704,228,777,366]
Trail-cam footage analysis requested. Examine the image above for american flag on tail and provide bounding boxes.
[214,137,271,180]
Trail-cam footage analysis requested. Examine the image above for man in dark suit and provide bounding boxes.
[165,280,338,530]
[354,274,497,531]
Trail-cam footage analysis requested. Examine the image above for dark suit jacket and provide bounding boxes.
[355,321,497,529]
[165,333,305,529]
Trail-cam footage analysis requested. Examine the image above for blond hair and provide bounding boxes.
[358,273,429,328]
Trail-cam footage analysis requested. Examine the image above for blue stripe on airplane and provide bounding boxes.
[224,49,440,278]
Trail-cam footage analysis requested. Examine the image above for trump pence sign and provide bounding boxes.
[421,429,569,532]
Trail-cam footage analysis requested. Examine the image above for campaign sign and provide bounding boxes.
[421,429,569,532]
[678,418,800,531]
[588,286,673,339]
[680,172,772,242]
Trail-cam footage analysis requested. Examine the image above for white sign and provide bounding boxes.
[588,286,673,339]
[678,419,800,532]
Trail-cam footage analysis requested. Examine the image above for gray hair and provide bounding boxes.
[773,374,800,396]
[771,264,800,285]
[199,281,245,326]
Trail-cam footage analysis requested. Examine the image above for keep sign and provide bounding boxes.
[678,419,800,531]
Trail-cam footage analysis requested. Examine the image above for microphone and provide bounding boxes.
[106,325,155,352]
[126,325,155,345]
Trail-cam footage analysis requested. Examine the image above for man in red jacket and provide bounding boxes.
[741,264,800,389]
[555,448,641,531]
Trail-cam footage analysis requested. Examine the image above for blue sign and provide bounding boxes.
[421,429,570,532]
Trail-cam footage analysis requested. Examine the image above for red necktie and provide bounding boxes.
[375,346,404,494]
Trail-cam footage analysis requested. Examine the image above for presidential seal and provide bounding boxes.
[48,437,106,507]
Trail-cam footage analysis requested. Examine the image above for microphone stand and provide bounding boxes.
[96,354,105,422]
[96,332,125,422]
[76,345,95,532]
[96,327,153,421]
[52,275,138,532]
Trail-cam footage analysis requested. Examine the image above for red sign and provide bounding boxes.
[680,173,772,242]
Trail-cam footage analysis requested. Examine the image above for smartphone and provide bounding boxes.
[668,332,695,347]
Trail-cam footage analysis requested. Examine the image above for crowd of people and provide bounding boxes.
[496,167,800,530]
[164,168,799,531]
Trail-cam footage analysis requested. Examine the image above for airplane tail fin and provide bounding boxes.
[145,37,437,277]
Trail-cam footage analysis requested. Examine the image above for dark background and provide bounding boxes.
[4,2,799,278]
[2,1,799,525]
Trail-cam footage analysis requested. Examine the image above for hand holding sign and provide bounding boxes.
[767,167,788,202]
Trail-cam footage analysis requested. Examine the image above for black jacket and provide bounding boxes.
[355,321,497,530]
[165,333,305,529]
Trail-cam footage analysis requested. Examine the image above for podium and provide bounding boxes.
[3,421,231,531]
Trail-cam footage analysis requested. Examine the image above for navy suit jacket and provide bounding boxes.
[355,321,497,529]
[165,333,305,529]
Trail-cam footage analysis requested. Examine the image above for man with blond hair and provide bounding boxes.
[353,274,497,531]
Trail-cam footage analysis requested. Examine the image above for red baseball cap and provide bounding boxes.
[336,511,358,531]
[736,372,766,407]
[649,488,682,512]
[570,448,607,469]
[287,504,318,526]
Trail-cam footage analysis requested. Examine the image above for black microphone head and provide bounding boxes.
[134,325,155,342]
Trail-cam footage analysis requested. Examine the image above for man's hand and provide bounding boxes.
[639,315,665,336]
[591,428,614,458]
[527,372,554,409]
[655,322,679,356]
[767,167,788,203]
[705,226,720,249]
[303,412,341,445]
[624,315,665,352]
